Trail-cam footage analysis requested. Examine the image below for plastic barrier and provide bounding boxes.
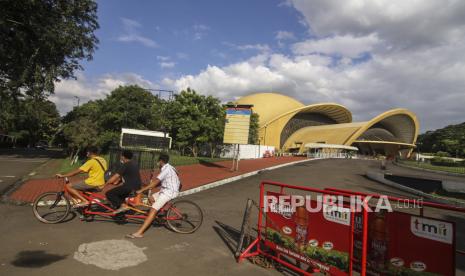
[238,181,370,275]
[237,181,463,275]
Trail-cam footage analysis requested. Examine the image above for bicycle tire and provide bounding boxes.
[33,192,71,224]
[166,200,203,234]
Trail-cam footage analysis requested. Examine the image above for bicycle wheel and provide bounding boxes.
[33,192,71,224]
[166,200,203,234]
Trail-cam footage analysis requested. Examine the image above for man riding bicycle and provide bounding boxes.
[127,152,180,238]
[56,146,107,207]
[105,150,142,214]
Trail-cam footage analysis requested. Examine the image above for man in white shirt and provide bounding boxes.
[127,153,180,238]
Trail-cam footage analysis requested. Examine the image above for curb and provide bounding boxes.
[178,158,318,197]
[366,170,465,207]
[394,161,465,178]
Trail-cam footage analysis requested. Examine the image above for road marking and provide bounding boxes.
[29,171,37,176]
[74,240,147,270]
[2,176,15,178]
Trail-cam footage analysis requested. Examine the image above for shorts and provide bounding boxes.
[71,181,102,191]
[151,191,177,210]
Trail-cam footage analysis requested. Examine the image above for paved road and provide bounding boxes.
[0,159,464,275]
[0,156,48,194]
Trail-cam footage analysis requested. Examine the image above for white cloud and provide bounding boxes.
[51,72,158,114]
[275,30,295,41]
[161,0,465,131]
[159,62,176,69]
[290,0,465,50]
[292,34,380,58]
[117,17,158,48]
[156,56,170,61]
[224,42,271,54]
[192,24,210,40]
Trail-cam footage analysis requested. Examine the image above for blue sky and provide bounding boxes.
[52,0,465,132]
[84,0,305,79]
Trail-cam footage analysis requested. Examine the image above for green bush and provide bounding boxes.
[430,157,462,167]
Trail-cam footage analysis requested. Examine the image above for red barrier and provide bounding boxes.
[238,181,370,275]
[238,181,460,275]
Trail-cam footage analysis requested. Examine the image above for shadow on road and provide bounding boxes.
[11,250,67,268]
[198,159,228,169]
[213,220,241,256]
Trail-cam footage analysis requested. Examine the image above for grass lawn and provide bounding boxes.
[399,160,465,174]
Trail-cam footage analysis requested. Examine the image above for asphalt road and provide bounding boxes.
[0,156,48,194]
[0,159,464,275]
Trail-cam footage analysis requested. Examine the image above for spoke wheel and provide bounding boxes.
[32,192,70,224]
[166,200,203,234]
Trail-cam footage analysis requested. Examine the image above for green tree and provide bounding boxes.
[417,122,465,157]
[60,85,165,153]
[98,85,160,132]
[62,117,98,160]
[0,0,99,99]
[1,97,60,146]
[248,113,260,144]
[166,88,225,157]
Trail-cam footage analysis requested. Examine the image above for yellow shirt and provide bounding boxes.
[79,157,107,186]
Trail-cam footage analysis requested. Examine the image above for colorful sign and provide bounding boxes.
[223,108,251,144]
[264,192,352,275]
[353,210,455,275]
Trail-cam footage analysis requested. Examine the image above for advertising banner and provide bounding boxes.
[264,191,352,275]
[353,210,455,275]
[223,108,251,145]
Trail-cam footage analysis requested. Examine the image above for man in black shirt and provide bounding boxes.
[105,150,142,214]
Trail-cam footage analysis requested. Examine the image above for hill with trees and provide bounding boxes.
[417,122,465,158]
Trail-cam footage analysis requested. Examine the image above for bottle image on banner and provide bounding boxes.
[368,210,389,272]
[294,206,308,252]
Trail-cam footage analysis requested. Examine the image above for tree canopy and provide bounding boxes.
[417,122,465,157]
[0,0,99,99]
[57,86,259,158]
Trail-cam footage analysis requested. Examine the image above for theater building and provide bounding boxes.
[235,93,419,157]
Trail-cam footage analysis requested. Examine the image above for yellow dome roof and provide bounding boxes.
[235,93,304,125]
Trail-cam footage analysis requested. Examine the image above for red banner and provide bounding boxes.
[264,192,352,275]
[353,210,455,275]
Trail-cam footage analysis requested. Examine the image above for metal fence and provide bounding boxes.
[108,147,159,171]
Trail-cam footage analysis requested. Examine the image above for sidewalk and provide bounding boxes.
[7,156,307,203]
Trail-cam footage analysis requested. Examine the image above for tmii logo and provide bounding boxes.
[410,216,453,244]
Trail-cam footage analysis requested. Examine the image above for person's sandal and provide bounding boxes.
[125,233,143,239]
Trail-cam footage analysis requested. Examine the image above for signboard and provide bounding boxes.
[353,211,455,275]
[264,192,352,275]
[223,107,251,145]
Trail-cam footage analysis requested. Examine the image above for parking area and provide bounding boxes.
[0,159,464,275]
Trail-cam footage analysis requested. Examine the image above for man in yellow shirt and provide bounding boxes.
[56,146,107,207]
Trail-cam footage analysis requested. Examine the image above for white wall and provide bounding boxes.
[221,144,275,159]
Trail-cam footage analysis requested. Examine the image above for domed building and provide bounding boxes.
[235,93,419,157]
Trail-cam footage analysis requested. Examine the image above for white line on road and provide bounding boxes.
[1,176,15,178]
